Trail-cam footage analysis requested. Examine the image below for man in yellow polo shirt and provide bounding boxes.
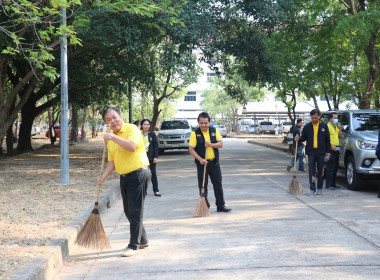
[326,113,342,190]
[189,112,231,212]
[98,107,150,257]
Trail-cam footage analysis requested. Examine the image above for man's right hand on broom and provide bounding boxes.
[294,135,299,142]
[199,158,208,166]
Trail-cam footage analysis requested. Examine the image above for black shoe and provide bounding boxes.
[217,206,231,212]
[154,192,161,197]
[378,193,380,198]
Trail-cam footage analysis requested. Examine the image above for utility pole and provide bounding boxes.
[60,5,70,184]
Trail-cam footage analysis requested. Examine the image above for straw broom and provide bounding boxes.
[76,130,111,249]
[194,149,210,217]
[288,141,303,196]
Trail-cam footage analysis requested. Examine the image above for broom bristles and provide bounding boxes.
[288,175,303,196]
[76,207,111,249]
[193,197,210,217]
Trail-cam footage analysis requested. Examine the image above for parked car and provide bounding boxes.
[45,125,81,138]
[279,122,292,134]
[247,124,258,134]
[259,121,276,134]
[157,119,192,154]
[320,110,380,190]
[213,124,227,138]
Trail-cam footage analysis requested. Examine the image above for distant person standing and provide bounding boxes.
[133,120,141,129]
[141,119,161,197]
[295,109,331,195]
[376,130,380,198]
[189,112,231,212]
[326,113,342,190]
[287,119,305,172]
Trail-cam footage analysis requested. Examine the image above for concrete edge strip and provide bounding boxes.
[247,140,290,153]
[11,182,121,280]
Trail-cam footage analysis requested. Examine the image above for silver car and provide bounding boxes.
[158,119,192,154]
[321,110,380,190]
[213,124,227,138]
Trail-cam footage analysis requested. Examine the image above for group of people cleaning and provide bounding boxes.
[98,108,230,257]
[287,109,380,197]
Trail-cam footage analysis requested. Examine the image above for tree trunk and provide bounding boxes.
[17,104,35,152]
[81,108,87,140]
[308,90,320,112]
[151,99,161,132]
[320,82,332,110]
[6,123,14,155]
[70,104,79,144]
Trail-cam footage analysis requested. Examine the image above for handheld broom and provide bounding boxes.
[194,149,210,217]
[76,129,111,249]
[288,141,303,196]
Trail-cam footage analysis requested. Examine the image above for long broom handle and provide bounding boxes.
[293,140,298,175]
[201,148,207,195]
[96,127,111,204]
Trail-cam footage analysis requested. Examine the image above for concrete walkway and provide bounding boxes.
[54,139,380,280]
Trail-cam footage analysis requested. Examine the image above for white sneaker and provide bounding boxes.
[121,248,138,257]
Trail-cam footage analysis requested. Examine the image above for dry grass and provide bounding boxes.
[0,136,118,280]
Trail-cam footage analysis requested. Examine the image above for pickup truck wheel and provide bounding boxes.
[345,156,363,191]
[159,148,165,155]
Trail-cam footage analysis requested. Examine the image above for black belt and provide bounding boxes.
[121,166,149,177]
[207,159,217,163]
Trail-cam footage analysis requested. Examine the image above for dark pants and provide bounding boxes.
[308,153,325,191]
[326,150,339,188]
[196,160,225,208]
[120,168,151,250]
[149,159,159,193]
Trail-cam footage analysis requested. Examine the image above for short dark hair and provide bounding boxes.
[133,120,141,126]
[296,119,303,124]
[141,119,151,126]
[329,113,337,119]
[310,109,320,116]
[103,107,121,121]
[198,112,210,122]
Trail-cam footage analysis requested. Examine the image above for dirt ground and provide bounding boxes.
[0,135,119,280]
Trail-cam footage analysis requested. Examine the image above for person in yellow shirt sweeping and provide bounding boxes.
[98,107,151,257]
[189,112,231,212]
[326,113,342,190]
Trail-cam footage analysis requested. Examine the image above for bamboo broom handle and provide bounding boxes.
[96,127,111,204]
[293,140,298,175]
[201,148,207,195]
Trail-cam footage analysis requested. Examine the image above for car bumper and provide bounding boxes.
[158,139,190,149]
[353,149,380,174]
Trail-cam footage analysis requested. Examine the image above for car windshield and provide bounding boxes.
[261,122,272,125]
[352,113,380,131]
[161,120,189,130]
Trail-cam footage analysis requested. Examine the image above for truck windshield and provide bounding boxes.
[161,120,190,130]
[352,113,380,131]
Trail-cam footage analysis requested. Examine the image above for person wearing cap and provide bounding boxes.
[189,112,231,212]
[98,107,151,257]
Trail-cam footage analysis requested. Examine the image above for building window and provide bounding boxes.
[207,73,216,83]
[184,91,196,101]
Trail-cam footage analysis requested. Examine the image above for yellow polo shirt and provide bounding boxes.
[189,128,222,160]
[328,122,340,146]
[313,122,319,148]
[107,123,149,174]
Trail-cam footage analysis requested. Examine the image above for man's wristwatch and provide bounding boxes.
[109,134,113,140]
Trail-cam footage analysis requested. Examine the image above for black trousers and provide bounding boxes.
[120,168,151,250]
[149,159,159,193]
[308,153,325,191]
[326,150,339,188]
[196,160,225,208]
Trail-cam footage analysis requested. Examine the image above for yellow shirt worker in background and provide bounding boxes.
[98,107,150,257]
[189,112,231,212]
[326,113,342,190]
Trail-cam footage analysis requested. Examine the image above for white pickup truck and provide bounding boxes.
[259,121,276,134]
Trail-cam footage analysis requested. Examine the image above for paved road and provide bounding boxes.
[54,139,380,280]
